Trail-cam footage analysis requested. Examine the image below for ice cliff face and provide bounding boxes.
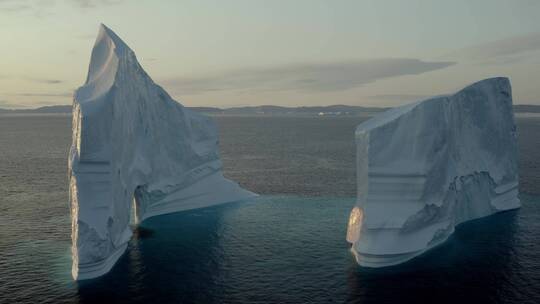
[69,24,256,280]
[346,77,519,267]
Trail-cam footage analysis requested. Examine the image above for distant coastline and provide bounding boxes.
[2,104,540,116]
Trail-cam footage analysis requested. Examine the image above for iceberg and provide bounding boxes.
[346,77,520,267]
[69,24,256,280]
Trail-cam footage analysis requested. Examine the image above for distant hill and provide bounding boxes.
[0,104,386,116]
[0,105,224,115]
[2,104,540,115]
[187,107,224,114]
[0,105,72,114]
[221,104,387,115]
[513,105,540,113]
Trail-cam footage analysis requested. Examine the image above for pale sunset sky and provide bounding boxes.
[1,0,540,109]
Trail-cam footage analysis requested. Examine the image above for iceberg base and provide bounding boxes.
[74,243,128,281]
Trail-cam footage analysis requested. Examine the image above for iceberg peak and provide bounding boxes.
[96,23,130,53]
[76,24,138,104]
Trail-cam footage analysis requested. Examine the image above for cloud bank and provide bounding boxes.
[23,77,63,84]
[369,94,432,103]
[13,92,72,97]
[72,0,124,9]
[163,58,455,95]
[0,0,124,14]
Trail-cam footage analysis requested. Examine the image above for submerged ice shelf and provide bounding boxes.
[346,77,520,267]
[69,24,256,280]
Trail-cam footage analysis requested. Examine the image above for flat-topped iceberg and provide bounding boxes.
[69,24,256,280]
[346,77,520,267]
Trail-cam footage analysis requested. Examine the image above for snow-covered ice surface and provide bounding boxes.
[69,24,256,280]
[347,77,520,267]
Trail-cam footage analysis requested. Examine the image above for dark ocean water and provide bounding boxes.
[0,115,539,303]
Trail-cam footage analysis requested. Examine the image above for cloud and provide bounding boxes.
[0,0,54,17]
[0,75,64,84]
[0,99,26,109]
[13,92,72,97]
[23,77,63,84]
[369,94,432,103]
[0,0,31,13]
[0,0,123,14]
[446,32,540,64]
[162,58,455,95]
[72,0,123,8]
[0,4,31,13]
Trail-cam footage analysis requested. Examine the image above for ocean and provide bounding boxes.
[0,115,539,303]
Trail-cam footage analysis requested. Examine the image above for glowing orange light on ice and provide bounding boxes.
[346,206,364,243]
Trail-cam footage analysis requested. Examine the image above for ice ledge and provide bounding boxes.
[137,172,257,222]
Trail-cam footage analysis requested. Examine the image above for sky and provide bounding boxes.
[1,0,540,109]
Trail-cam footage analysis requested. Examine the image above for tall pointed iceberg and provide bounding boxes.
[346,77,519,267]
[69,24,256,280]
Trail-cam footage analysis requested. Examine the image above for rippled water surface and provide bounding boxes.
[0,115,539,303]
